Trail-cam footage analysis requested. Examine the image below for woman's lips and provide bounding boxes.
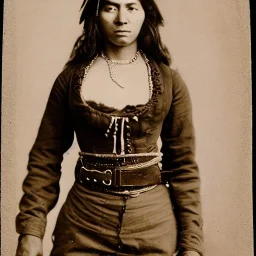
[114,30,131,36]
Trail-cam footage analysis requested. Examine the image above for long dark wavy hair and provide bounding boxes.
[65,0,171,68]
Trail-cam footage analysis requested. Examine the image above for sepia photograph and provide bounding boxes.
[2,0,252,255]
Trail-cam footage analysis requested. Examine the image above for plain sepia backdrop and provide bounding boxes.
[2,0,252,255]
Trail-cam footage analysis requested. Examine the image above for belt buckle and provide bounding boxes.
[103,169,112,186]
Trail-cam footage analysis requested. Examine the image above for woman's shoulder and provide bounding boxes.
[157,62,181,81]
[154,62,190,101]
[54,61,86,86]
[49,64,80,94]
[155,62,181,89]
[59,58,95,80]
[58,63,80,80]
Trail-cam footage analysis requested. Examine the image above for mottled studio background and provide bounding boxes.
[2,0,252,255]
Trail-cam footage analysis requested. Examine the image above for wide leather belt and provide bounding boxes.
[75,152,162,188]
[78,152,161,166]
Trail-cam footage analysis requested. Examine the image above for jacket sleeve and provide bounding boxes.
[160,69,204,255]
[16,69,74,239]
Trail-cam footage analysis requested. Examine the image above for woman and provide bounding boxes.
[16,0,204,255]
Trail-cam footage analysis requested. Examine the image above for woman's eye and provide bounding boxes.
[128,6,138,12]
[104,5,117,12]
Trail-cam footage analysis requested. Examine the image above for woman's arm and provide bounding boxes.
[160,69,204,256]
[16,68,74,239]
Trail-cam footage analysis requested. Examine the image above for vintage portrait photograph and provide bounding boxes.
[2,0,252,255]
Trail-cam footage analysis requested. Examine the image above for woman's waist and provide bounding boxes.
[68,182,171,211]
[75,151,162,189]
[78,151,162,167]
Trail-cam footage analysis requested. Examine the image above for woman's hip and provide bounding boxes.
[51,183,178,255]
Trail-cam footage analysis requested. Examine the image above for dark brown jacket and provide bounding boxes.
[16,58,204,255]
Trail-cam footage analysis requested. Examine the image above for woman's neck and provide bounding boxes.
[103,42,138,61]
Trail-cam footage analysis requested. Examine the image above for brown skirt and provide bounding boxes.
[50,182,178,256]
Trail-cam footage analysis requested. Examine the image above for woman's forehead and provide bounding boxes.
[102,0,141,5]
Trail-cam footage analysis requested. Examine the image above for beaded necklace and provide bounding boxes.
[101,50,141,65]
[100,50,141,89]
[82,50,153,99]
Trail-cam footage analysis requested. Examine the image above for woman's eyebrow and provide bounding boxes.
[102,0,119,7]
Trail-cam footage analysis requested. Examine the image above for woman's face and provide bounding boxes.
[99,0,145,47]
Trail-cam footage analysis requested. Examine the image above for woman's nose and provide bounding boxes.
[114,9,128,25]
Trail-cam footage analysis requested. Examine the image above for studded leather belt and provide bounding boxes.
[75,152,162,188]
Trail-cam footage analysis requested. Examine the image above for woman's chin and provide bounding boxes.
[110,38,136,48]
